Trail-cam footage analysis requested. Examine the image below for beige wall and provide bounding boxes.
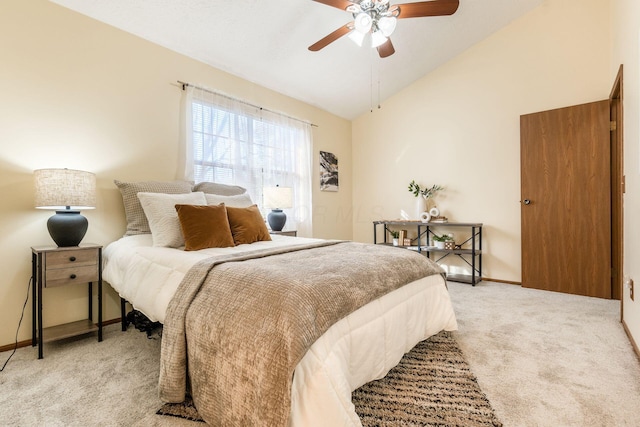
[352,0,611,282]
[0,0,352,347]
[611,0,640,350]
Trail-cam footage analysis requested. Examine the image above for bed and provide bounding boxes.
[103,180,458,426]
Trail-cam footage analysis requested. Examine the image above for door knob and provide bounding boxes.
[523,199,531,205]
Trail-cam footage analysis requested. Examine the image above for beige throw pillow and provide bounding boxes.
[193,182,247,196]
[204,193,253,208]
[114,180,193,236]
[137,191,206,248]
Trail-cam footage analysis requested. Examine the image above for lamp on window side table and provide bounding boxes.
[34,168,96,247]
[264,186,292,232]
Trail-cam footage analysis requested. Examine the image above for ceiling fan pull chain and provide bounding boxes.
[370,48,374,112]
[377,56,381,109]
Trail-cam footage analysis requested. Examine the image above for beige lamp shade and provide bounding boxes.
[263,186,293,209]
[34,168,96,210]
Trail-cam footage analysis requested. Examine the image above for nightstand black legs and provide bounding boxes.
[31,252,37,348]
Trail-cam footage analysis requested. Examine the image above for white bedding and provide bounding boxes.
[103,234,458,426]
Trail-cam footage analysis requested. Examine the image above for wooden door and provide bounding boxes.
[609,65,624,302]
[520,100,611,298]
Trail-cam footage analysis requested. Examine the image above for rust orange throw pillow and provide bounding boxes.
[226,204,272,245]
[175,203,235,251]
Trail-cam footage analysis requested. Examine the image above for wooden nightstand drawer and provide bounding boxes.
[45,264,99,288]
[45,249,98,269]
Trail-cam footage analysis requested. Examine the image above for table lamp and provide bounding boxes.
[34,168,96,247]
[263,186,292,232]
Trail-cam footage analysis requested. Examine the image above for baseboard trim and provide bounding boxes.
[101,318,123,327]
[482,277,521,286]
[0,338,32,354]
[622,318,640,361]
[0,318,123,353]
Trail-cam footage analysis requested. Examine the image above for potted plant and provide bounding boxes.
[389,230,400,246]
[408,181,443,220]
[432,233,453,249]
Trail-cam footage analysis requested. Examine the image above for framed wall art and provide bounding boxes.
[320,151,338,192]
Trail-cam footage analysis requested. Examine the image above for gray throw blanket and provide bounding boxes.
[159,241,444,426]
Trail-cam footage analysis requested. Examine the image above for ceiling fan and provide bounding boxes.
[308,0,460,58]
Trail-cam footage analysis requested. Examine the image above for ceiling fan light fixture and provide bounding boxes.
[309,0,460,57]
[348,30,366,47]
[378,16,397,37]
[354,12,373,33]
[371,30,387,48]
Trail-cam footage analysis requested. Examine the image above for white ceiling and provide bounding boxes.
[51,0,544,120]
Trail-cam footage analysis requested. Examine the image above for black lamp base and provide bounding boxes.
[47,210,88,247]
[267,209,287,232]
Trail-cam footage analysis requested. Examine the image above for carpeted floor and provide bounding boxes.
[1,280,639,426]
[157,331,503,426]
[449,281,640,426]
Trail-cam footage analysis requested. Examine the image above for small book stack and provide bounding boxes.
[398,229,408,246]
[430,216,448,223]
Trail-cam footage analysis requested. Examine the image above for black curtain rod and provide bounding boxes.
[177,80,318,128]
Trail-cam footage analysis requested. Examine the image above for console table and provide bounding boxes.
[373,220,483,285]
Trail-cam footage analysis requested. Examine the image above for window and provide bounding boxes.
[179,85,312,235]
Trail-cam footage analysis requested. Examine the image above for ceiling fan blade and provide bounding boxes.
[308,23,353,51]
[311,0,356,11]
[377,39,395,58]
[396,0,459,19]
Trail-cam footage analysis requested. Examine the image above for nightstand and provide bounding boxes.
[31,244,103,359]
[269,230,297,237]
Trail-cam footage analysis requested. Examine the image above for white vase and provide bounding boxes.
[415,197,427,220]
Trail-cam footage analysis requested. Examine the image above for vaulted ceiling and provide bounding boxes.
[51,0,544,120]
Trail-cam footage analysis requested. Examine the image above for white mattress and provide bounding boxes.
[103,234,324,322]
[103,235,458,426]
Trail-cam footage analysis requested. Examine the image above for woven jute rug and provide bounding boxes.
[157,331,502,426]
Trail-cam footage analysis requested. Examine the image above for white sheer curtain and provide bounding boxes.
[178,85,313,237]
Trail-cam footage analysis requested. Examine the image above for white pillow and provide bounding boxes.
[204,192,253,208]
[137,191,207,248]
[194,182,246,196]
